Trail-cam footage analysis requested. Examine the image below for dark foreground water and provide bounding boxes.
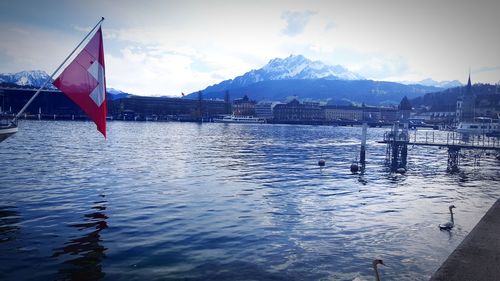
[1,120,499,280]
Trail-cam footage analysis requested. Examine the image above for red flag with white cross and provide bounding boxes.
[53,27,107,138]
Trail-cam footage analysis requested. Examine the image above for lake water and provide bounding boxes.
[1,120,499,280]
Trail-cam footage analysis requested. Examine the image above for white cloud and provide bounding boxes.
[1,0,500,95]
[347,55,409,80]
[281,10,317,36]
[0,24,79,74]
[107,47,199,96]
[474,65,500,75]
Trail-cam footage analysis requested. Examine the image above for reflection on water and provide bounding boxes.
[0,121,499,280]
[52,195,108,280]
[0,206,22,281]
[0,206,21,244]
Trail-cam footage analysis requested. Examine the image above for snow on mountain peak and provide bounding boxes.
[260,54,364,81]
[0,70,55,89]
[202,54,365,94]
[399,78,463,89]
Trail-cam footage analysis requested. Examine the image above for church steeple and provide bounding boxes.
[465,69,472,95]
[459,71,475,122]
[466,70,472,94]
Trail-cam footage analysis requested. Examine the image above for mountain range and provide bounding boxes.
[0,70,56,89]
[1,55,464,105]
[107,88,131,100]
[401,78,462,89]
[202,55,365,94]
[185,54,454,104]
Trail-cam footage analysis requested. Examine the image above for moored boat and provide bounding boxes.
[0,119,18,142]
[213,115,266,124]
[456,117,500,135]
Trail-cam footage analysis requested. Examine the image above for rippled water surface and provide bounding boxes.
[1,120,499,280]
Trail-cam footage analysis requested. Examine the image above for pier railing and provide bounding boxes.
[380,128,500,172]
[382,130,500,150]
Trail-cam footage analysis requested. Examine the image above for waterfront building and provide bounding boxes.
[0,84,227,120]
[255,101,279,121]
[232,95,256,116]
[413,111,455,124]
[0,84,422,124]
[322,104,399,123]
[379,107,399,122]
[273,99,323,122]
[109,95,226,120]
[362,106,379,121]
[323,105,362,121]
[0,84,83,118]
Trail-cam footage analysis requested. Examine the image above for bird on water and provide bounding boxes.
[372,259,384,281]
[439,205,456,230]
[352,259,385,281]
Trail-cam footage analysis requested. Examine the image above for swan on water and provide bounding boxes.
[352,259,384,281]
[439,205,456,230]
[372,259,384,281]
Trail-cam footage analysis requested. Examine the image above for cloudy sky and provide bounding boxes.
[1,0,499,96]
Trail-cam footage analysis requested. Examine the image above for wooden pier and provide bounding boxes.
[378,127,500,172]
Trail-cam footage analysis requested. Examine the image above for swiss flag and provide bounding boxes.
[53,27,107,138]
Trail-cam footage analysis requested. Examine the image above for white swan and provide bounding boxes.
[439,205,456,230]
[353,259,384,281]
[372,259,384,281]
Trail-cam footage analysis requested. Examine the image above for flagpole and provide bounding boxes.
[13,17,105,122]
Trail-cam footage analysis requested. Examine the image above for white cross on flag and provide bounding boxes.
[53,27,107,138]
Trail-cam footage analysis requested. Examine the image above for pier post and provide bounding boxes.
[401,119,409,168]
[391,123,399,169]
[391,143,399,169]
[447,146,460,173]
[360,121,367,167]
[385,97,412,171]
[401,141,408,167]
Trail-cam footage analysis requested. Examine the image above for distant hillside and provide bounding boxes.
[194,79,441,105]
[414,78,463,88]
[411,83,498,111]
[400,78,463,89]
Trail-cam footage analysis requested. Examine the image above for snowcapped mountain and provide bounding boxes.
[107,88,131,100]
[107,88,125,95]
[401,78,463,89]
[261,54,364,80]
[415,78,463,89]
[200,54,364,93]
[0,70,56,89]
[185,54,441,104]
